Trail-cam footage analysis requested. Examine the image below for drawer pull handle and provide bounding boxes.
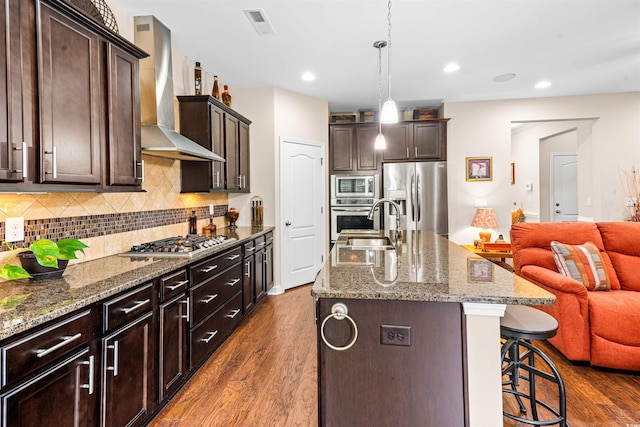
[225,309,241,319]
[36,333,82,358]
[225,278,240,287]
[201,265,218,273]
[258,242,266,247]
[200,330,218,344]
[121,299,150,314]
[107,340,119,376]
[201,294,218,304]
[246,247,255,253]
[80,355,95,395]
[226,254,240,260]
[167,280,188,291]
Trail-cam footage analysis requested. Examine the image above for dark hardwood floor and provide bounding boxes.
[149,284,640,427]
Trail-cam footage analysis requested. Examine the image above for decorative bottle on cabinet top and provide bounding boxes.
[222,85,232,107]
[212,76,220,100]
[194,61,202,95]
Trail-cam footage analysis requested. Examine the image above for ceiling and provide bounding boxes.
[113,0,640,112]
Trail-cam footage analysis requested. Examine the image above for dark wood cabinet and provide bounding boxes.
[317,298,466,426]
[329,120,447,176]
[264,232,274,294]
[0,0,37,183]
[242,234,271,313]
[329,123,380,174]
[242,240,256,313]
[0,348,96,427]
[178,95,251,193]
[105,43,142,188]
[157,269,189,403]
[38,2,102,185]
[0,0,147,192]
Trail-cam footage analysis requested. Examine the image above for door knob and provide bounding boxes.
[285,221,291,226]
[555,203,560,206]
[555,210,561,214]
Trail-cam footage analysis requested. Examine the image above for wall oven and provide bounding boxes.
[330,198,379,242]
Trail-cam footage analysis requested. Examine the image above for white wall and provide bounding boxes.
[230,87,329,288]
[444,92,640,244]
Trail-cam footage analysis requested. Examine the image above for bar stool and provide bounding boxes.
[501,305,568,427]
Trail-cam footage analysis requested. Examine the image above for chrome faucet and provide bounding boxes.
[368,198,401,231]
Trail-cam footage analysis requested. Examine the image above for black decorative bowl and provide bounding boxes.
[18,252,69,281]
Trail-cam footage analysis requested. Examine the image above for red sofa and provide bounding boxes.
[510,222,640,371]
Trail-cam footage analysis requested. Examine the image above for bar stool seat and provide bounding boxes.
[501,305,568,427]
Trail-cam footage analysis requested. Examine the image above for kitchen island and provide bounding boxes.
[312,230,554,427]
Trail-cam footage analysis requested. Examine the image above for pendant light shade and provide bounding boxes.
[375,132,386,150]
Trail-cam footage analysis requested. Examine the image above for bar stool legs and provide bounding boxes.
[501,337,568,427]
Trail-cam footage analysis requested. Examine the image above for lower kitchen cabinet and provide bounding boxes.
[101,312,153,427]
[158,293,188,402]
[0,348,96,427]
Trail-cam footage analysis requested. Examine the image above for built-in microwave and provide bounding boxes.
[331,175,377,199]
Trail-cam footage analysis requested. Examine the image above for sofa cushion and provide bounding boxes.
[588,291,640,347]
[550,241,611,291]
[510,223,620,290]
[597,222,640,292]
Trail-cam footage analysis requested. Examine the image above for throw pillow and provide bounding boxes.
[550,241,611,291]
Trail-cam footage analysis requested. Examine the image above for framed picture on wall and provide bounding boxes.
[466,157,492,181]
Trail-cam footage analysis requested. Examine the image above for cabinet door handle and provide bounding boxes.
[200,265,218,273]
[14,142,28,179]
[181,297,190,321]
[121,299,150,314]
[201,294,218,304]
[45,146,58,178]
[200,330,218,343]
[137,160,145,182]
[245,262,251,278]
[167,280,189,291]
[36,333,82,358]
[226,254,240,260]
[215,171,220,187]
[107,340,119,376]
[80,355,95,395]
[225,309,241,319]
[225,278,240,287]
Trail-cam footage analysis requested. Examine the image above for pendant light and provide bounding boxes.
[373,40,387,150]
[380,0,398,124]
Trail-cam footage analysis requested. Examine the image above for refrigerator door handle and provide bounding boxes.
[416,173,422,222]
[410,173,416,222]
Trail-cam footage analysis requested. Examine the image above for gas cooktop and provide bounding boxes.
[119,235,236,258]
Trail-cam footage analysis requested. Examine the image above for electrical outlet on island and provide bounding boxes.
[5,217,25,243]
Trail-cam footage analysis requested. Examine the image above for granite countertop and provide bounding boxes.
[312,230,555,306]
[0,226,274,341]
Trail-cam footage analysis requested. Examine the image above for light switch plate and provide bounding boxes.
[5,217,24,242]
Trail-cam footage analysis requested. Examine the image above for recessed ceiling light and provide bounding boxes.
[493,73,516,82]
[443,63,460,73]
[535,80,552,89]
[301,72,316,82]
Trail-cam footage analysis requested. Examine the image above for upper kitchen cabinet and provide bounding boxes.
[178,95,251,193]
[0,0,147,192]
[329,123,378,175]
[382,120,447,162]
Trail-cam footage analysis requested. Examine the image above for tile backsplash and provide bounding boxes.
[0,156,230,262]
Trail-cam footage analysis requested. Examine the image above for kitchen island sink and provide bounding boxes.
[312,230,554,426]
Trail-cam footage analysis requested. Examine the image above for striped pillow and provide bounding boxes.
[550,241,610,291]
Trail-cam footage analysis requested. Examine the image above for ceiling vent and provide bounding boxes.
[243,8,275,35]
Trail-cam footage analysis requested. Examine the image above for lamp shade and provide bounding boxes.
[374,132,386,149]
[470,208,499,229]
[471,207,499,242]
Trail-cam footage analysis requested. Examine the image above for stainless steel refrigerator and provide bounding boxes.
[381,162,448,236]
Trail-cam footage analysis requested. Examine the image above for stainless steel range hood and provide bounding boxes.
[134,15,224,162]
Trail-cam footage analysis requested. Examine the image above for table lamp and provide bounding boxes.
[471,207,499,243]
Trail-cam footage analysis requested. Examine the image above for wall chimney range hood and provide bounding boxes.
[134,16,224,162]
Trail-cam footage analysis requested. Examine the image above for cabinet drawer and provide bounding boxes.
[191,264,242,326]
[102,283,153,333]
[254,235,267,251]
[265,231,274,246]
[1,310,92,387]
[190,246,242,285]
[190,292,242,368]
[160,269,189,301]
[243,240,255,258]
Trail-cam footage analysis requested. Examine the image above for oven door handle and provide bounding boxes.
[331,208,372,212]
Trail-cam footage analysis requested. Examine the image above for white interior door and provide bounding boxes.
[552,154,578,222]
[280,139,325,290]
